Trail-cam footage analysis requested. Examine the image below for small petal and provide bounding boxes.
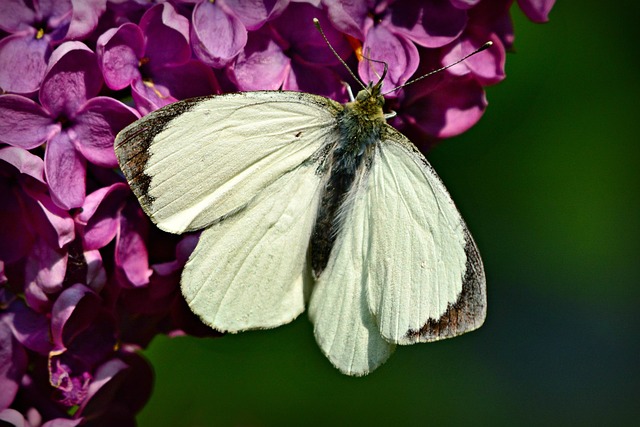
[191,1,247,68]
[67,0,107,39]
[0,35,49,94]
[0,409,28,426]
[517,0,555,23]
[72,97,139,167]
[0,94,57,149]
[40,42,102,117]
[0,0,35,33]
[449,0,482,9]
[229,26,290,91]
[96,25,144,91]
[323,0,370,40]
[131,78,178,115]
[84,250,107,292]
[116,202,152,287]
[50,283,100,350]
[442,32,506,84]
[400,75,487,139]
[140,3,191,67]
[224,0,290,30]
[24,237,68,294]
[358,25,419,88]
[388,0,468,48]
[79,183,129,250]
[285,61,346,100]
[0,320,27,410]
[5,299,52,354]
[0,146,45,182]
[45,131,87,209]
[147,61,219,100]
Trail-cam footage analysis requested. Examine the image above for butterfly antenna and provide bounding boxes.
[313,18,366,90]
[362,50,388,86]
[383,41,494,95]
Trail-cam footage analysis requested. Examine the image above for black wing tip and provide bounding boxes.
[404,229,487,342]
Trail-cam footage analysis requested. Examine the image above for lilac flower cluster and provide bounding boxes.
[0,0,553,425]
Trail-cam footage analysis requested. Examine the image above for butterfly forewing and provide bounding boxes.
[115,91,342,234]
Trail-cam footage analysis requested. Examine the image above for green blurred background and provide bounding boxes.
[138,2,639,425]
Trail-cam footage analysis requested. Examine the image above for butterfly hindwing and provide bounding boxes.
[182,164,326,332]
[308,166,395,376]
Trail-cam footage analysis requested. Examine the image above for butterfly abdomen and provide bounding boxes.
[310,102,385,277]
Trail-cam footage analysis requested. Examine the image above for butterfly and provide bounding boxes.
[114,27,488,376]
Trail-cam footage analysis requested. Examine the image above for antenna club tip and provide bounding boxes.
[479,41,493,51]
[313,17,320,24]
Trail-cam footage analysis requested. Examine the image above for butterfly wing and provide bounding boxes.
[367,127,486,345]
[310,126,486,375]
[115,91,341,234]
[115,91,342,332]
[308,166,395,376]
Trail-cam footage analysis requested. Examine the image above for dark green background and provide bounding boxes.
[138,2,639,425]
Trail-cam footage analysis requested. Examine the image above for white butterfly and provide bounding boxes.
[115,38,487,376]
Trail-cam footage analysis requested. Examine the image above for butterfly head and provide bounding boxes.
[351,81,386,120]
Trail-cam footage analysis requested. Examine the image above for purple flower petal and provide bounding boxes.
[79,183,129,250]
[388,0,468,48]
[130,77,178,115]
[0,145,45,182]
[40,42,102,117]
[0,94,57,149]
[66,0,107,40]
[272,3,351,66]
[84,250,107,292]
[517,0,555,23]
[140,3,191,67]
[35,195,75,249]
[72,97,139,167]
[285,61,347,100]
[78,354,153,423]
[44,131,87,209]
[358,25,419,89]
[224,0,290,30]
[323,0,370,40]
[0,0,35,33]
[24,280,52,314]
[24,237,68,294]
[0,34,50,94]
[42,417,83,427]
[229,26,290,91]
[399,75,487,139]
[0,409,28,426]
[50,283,101,350]
[449,0,482,9]
[5,299,52,355]
[148,61,219,100]
[0,320,27,410]
[116,201,152,287]
[442,32,505,84]
[190,0,247,68]
[96,24,145,91]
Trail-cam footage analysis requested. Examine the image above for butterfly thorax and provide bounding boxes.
[310,86,387,278]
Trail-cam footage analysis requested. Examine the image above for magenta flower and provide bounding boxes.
[77,183,152,288]
[97,3,218,115]
[325,0,468,89]
[0,0,107,95]
[0,0,555,423]
[0,42,139,209]
[228,2,352,99]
